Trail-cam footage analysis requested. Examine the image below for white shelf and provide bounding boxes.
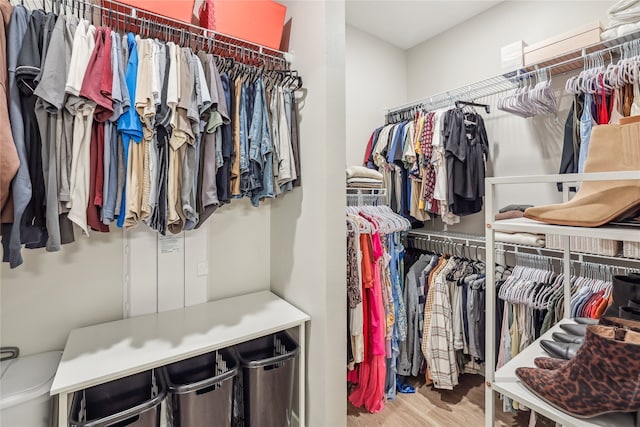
[51,290,310,395]
[485,172,640,427]
[493,319,636,427]
[490,218,640,243]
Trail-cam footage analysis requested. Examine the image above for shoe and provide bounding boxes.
[559,317,640,339]
[604,275,640,317]
[396,378,416,394]
[540,340,581,360]
[574,317,598,325]
[552,332,585,344]
[534,357,568,370]
[599,316,640,331]
[516,325,640,419]
[524,123,640,227]
[559,323,587,336]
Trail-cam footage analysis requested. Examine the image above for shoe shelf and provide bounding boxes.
[493,319,635,427]
[485,171,640,427]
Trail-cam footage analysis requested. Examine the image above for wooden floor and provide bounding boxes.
[347,375,554,427]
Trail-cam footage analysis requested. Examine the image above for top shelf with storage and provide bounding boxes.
[386,29,640,116]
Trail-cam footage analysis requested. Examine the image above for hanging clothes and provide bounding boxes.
[1,4,303,268]
[2,4,31,268]
[346,202,410,413]
[495,261,613,411]
[578,92,596,174]
[444,108,489,217]
[364,106,490,225]
[0,2,20,226]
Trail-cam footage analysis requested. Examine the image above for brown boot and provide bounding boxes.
[516,325,640,418]
[533,357,567,370]
[599,316,640,331]
[524,123,640,227]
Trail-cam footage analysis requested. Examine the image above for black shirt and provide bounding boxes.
[444,108,489,216]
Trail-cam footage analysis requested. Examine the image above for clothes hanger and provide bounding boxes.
[373,206,399,234]
[455,100,490,114]
[349,213,372,235]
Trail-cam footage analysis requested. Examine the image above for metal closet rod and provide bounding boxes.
[385,32,640,117]
[18,0,288,66]
[406,232,640,267]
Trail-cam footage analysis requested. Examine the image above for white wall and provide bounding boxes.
[271,1,346,427]
[1,234,124,355]
[1,199,272,355]
[404,0,611,234]
[207,200,271,300]
[346,25,407,166]
[407,1,610,98]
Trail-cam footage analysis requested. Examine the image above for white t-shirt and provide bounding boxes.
[65,20,95,96]
[166,42,179,130]
[431,108,460,226]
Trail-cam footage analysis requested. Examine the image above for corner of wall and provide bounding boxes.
[270,1,347,426]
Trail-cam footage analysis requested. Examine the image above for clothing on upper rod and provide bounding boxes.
[0,0,303,269]
[364,105,490,224]
[557,43,640,192]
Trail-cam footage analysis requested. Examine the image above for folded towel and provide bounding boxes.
[347,179,384,188]
[346,166,383,180]
[602,0,640,39]
[348,177,383,185]
[495,231,545,247]
[495,211,525,221]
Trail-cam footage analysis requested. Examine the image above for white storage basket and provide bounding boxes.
[623,241,640,259]
[546,234,621,257]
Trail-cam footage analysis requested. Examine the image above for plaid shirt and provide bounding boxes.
[420,112,439,213]
[426,258,459,390]
[422,258,447,358]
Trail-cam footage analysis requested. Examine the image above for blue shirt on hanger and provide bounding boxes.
[116,33,143,228]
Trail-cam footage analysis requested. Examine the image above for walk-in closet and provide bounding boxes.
[2,0,640,426]
[345,1,640,426]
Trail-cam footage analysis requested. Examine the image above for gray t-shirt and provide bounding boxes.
[101,31,123,225]
[34,13,76,252]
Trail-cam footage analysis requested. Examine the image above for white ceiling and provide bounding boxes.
[346,0,502,50]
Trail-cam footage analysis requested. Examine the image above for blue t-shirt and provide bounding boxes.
[116,33,143,227]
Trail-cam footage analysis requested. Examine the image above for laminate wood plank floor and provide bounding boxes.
[347,374,554,427]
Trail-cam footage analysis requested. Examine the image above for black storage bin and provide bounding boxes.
[234,332,298,427]
[161,348,238,427]
[69,370,165,427]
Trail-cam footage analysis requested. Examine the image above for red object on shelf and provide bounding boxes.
[114,0,196,24]
[198,0,216,30]
[213,0,286,50]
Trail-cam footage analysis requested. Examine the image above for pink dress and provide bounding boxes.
[349,232,387,413]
